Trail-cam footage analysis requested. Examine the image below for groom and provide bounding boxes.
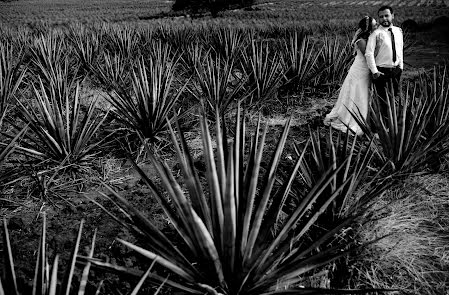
[365,5,404,118]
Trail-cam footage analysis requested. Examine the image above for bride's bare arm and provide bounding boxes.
[356,39,367,54]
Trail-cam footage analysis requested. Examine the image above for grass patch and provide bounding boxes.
[354,173,449,295]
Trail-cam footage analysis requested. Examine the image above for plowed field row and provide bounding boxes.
[296,0,448,7]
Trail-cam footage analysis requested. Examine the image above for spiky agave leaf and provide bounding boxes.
[95,104,382,294]
[0,124,27,165]
[78,229,97,295]
[77,253,202,294]
[1,217,19,295]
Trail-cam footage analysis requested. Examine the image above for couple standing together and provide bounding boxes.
[324,5,404,135]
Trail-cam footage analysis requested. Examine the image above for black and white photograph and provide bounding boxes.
[1,0,449,294]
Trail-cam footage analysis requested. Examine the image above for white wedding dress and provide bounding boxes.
[323,46,371,135]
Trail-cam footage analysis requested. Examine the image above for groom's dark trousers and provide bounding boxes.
[372,65,402,117]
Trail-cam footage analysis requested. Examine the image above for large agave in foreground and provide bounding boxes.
[90,106,384,294]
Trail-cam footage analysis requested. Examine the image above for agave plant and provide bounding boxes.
[180,41,207,77]
[240,39,285,110]
[207,26,249,60]
[93,50,134,92]
[29,33,70,86]
[281,32,323,91]
[104,24,140,59]
[315,35,353,88]
[190,52,247,117]
[153,25,196,55]
[353,70,449,176]
[100,42,185,142]
[68,24,103,76]
[11,60,109,166]
[0,26,30,51]
[88,105,386,294]
[420,65,449,139]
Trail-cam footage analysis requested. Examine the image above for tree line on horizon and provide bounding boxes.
[172,0,254,16]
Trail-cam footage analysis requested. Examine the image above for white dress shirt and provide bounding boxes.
[365,25,404,74]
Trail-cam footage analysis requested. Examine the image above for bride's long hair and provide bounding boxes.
[350,16,376,51]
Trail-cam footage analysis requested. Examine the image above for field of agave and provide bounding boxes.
[1,3,449,295]
[1,0,449,26]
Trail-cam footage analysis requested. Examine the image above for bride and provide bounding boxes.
[323,16,378,135]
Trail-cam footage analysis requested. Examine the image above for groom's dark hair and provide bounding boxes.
[378,5,393,14]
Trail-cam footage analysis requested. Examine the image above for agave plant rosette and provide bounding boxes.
[190,52,247,117]
[315,35,353,88]
[240,39,285,110]
[12,61,109,166]
[353,71,449,176]
[420,65,449,139]
[89,105,386,294]
[100,42,185,142]
[180,41,207,77]
[207,26,249,60]
[281,32,323,91]
[93,50,134,92]
[104,24,141,59]
[68,24,103,76]
[154,25,196,55]
[28,33,79,90]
